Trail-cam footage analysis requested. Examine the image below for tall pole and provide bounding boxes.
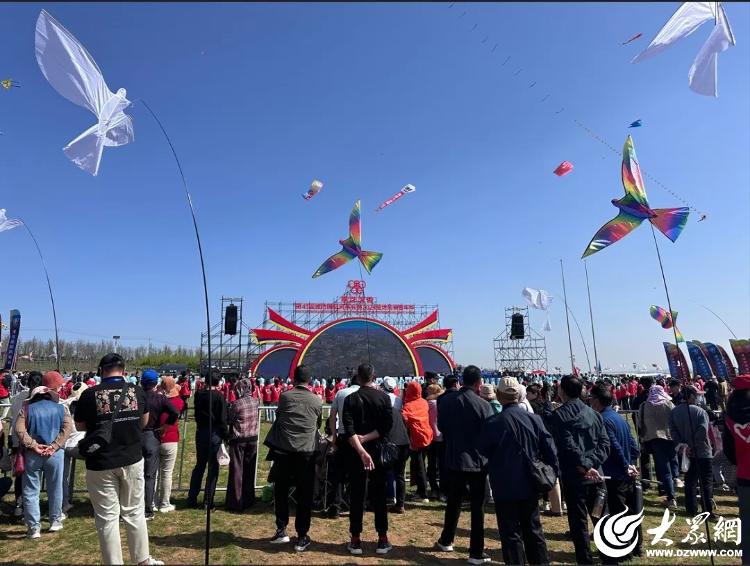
[584,260,600,376]
[560,259,575,374]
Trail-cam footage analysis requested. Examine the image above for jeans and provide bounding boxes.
[142,432,161,512]
[86,459,151,565]
[22,449,64,530]
[495,498,549,565]
[562,480,607,565]
[684,457,714,516]
[187,428,222,508]
[409,448,429,499]
[738,484,750,565]
[156,442,178,509]
[347,452,388,537]
[226,438,258,511]
[391,445,410,507]
[648,438,676,501]
[439,470,487,558]
[271,452,316,536]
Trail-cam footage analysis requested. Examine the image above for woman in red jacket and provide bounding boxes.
[401,381,434,503]
[156,376,185,513]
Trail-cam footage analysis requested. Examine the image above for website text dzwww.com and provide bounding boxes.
[646,549,743,558]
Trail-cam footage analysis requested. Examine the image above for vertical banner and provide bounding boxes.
[663,342,691,381]
[3,309,21,370]
[717,345,737,378]
[687,340,713,379]
[729,339,750,375]
[703,343,729,379]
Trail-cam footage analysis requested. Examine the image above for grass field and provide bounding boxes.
[0,414,743,565]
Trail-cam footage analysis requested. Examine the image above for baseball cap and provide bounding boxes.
[497,377,521,403]
[141,369,159,385]
[382,376,397,392]
[42,371,64,390]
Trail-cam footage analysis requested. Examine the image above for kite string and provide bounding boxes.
[137,99,213,566]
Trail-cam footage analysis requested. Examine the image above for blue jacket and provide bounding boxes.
[27,400,65,445]
[478,403,559,501]
[600,406,640,480]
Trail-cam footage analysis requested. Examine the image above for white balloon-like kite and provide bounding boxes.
[522,288,553,332]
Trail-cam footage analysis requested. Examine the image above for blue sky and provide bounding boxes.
[0,2,748,370]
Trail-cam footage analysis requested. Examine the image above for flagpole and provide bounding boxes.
[21,219,61,372]
[560,259,575,374]
[584,260,600,376]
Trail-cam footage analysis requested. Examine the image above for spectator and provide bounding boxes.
[264,365,322,552]
[15,386,72,538]
[177,373,191,419]
[155,376,184,513]
[74,353,162,565]
[61,381,88,513]
[342,363,394,556]
[717,376,729,412]
[480,384,502,414]
[401,381,433,502]
[422,371,439,399]
[631,376,654,491]
[479,377,559,565]
[382,376,410,514]
[704,377,720,412]
[425,383,444,500]
[547,375,610,565]
[226,378,260,512]
[9,372,44,518]
[436,365,494,565]
[668,380,685,405]
[326,373,359,518]
[670,386,715,517]
[639,384,679,508]
[187,369,228,510]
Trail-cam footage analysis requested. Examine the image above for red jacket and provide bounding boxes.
[262,384,273,403]
[325,387,336,403]
[724,375,750,485]
[401,382,434,450]
[159,396,185,443]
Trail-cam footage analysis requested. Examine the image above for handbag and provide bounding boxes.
[13,409,30,476]
[508,419,557,494]
[78,382,129,457]
[374,437,399,469]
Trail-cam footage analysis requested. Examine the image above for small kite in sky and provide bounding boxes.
[632,2,735,97]
[35,10,134,176]
[582,135,689,258]
[312,200,383,279]
[629,119,643,128]
[303,180,323,201]
[375,184,416,212]
[0,209,22,232]
[553,161,574,176]
[650,305,684,342]
[621,32,643,45]
[1,79,20,90]
[698,214,707,222]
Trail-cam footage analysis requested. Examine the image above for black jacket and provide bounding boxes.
[437,386,493,472]
[547,398,609,485]
[478,403,559,501]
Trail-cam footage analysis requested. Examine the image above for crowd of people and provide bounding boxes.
[0,356,748,565]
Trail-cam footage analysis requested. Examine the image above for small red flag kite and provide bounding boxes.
[553,161,574,176]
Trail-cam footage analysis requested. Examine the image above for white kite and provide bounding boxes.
[632,2,735,97]
[0,209,22,232]
[35,10,134,176]
[522,288,553,331]
[375,184,416,212]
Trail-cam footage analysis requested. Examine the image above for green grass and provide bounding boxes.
[0,413,742,565]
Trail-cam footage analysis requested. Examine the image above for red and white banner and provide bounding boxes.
[375,184,416,212]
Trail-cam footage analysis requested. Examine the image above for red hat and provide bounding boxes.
[732,375,750,391]
[42,371,64,390]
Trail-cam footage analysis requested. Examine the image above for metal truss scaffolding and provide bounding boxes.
[493,306,548,373]
[200,296,251,375]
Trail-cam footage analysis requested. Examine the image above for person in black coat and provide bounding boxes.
[479,377,558,565]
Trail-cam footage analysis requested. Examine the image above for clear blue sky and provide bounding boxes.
[1,2,748,370]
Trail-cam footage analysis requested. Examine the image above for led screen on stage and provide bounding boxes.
[301,320,416,378]
[416,346,452,375]
[255,348,297,378]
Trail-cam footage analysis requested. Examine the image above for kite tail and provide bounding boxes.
[650,207,690,242]
[358,250,383,274]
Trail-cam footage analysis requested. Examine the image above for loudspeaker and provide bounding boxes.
[510,313,525,340]
[224,304,238,335]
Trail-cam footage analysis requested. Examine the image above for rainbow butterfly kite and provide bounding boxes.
[312,200,383,278]
[650,305,684,343]
[582,135,689,258]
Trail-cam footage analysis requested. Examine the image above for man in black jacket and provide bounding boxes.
[479,377,559,565]
[435,365,493,565]
[547,375,610,565]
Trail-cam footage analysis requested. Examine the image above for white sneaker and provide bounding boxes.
[675,478,685,488]
[49,520,64,532]
[143,558,164,565]
[436,541,454,552]
[158,504,176,513]
[27,527,41,539]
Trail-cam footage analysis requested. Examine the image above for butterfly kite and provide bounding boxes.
[554,161,574,177]
[650,305,684,343]
[375,184,416,212]
[303,180,323,201]
[522,288,553,331]
[1,79,20,90]
[582,135,689,258]
[0,209,23,233]
[312,200,383,278]
[632,2,735,97]
[35,10,134,176]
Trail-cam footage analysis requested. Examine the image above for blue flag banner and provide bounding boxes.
[3,309,21,370]
[703,342,729,379]
[687,341,713,379]
[717,345,737,378]
[663,342,690,381]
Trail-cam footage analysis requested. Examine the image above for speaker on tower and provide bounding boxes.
[224,304,238,335]
[510,313,525,340]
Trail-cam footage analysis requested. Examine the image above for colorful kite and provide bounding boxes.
[312,200,383,278]
[35,10,134,176]
[629,119,642,128]
[0,209,22,232]
[1,79,20,90]
[650,305,684,343]
[303,180,323,201]
[375,184,416,212]
[522,288,553,331]
[554,161,574,176]
[582,135,689,258]
[632,2,735,97]
[622,32,643,45]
